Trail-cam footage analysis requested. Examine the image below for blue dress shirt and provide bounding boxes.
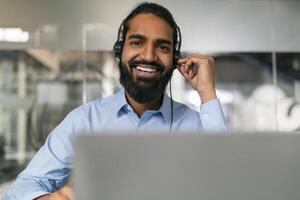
[4,87,227,200]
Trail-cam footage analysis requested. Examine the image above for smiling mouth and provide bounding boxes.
[136,65,159,73]
[131,65,162,80]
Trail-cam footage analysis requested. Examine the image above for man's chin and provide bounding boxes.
[133,81,153,89]
[135,77,159,85]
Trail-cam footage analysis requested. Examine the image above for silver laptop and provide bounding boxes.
[74,133,300,200]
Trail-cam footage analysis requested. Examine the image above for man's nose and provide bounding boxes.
[140,43,157,61]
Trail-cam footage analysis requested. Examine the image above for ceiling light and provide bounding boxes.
[0,28,29,43]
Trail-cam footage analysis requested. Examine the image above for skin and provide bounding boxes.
[35,186,73,200]
[36,13,217,200]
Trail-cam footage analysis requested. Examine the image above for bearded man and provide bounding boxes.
[4,2,226,200]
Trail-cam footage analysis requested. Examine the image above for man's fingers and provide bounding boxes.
[178,54,215,82]
[177,58,188,63]
[178,63,196,81]
[181,58,197,74]
[178,66,191,80]
[179,55,214,65]
[52,186,74,200]
[62,186,74,200]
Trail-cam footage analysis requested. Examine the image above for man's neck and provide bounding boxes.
[125,92,163,118]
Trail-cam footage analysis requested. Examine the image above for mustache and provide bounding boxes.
[128,60,165,72]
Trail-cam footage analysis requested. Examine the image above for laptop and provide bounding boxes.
[74,133,300,200]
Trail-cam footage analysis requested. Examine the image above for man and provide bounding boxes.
[4,2,226,200]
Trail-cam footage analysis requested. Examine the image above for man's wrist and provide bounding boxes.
[198,89,217,103]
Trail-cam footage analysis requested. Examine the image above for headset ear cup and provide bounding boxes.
[113,41,123,59]
[173,51,181,70]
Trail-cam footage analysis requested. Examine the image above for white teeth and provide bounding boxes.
[136,66,157,72]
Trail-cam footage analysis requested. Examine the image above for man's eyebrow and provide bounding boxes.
[156,39,172,46]
[127,34,172,46]
[127,34,146,40]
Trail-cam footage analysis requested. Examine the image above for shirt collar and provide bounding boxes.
[114,87,172,122]
[157,92,172,123]
[114,87,128,116]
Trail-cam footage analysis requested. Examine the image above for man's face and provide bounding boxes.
[119,13,174,103]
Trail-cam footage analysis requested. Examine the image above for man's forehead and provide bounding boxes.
[126,13,173,41]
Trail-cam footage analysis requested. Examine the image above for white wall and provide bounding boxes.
[0,0,299,52]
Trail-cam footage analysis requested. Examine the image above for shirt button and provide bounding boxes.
[203,114,209,120]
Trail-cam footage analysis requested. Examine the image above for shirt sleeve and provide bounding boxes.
[3,109,82,200]
[199,98,228,134]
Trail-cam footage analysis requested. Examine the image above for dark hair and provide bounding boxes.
[120,2,181,56]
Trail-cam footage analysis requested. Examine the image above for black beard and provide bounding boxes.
[118,60,173,104]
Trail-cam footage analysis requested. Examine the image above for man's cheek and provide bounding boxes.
[122,62,131,71]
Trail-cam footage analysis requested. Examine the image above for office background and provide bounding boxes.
[1,0,300,196]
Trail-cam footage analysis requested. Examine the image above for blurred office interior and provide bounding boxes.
[1,0,300,196]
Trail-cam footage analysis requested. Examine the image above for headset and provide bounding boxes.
[113,19,182,70]
[113,18,182,132]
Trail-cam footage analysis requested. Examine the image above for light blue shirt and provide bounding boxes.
[4,88,227,200]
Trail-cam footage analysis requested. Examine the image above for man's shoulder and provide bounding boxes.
[60,93,119,128]
[74,92,119,114]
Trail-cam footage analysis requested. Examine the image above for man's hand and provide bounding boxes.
[35,186,74,200]
[178,54,217,103]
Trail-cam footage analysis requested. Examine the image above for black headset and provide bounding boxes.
[113,19,182,70]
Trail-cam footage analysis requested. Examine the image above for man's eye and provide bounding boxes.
[129,41,142,46]
[158,45,170,52]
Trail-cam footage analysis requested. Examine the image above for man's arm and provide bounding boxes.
[178,54,227,133]
[199,98,227,133]
[4,132,72,200]
[4,109,81,200]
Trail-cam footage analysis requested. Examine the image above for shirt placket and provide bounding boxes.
[136,112,153,133]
